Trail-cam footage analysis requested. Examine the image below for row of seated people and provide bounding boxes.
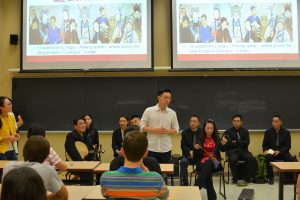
[180,114,295,191]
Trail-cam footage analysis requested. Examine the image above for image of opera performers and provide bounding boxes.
[29,3,142,45]
[179,3,293,43]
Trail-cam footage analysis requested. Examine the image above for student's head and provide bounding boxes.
[124,125,141,137]
[213,4,220,19]
[179,6,186,17]
[27,124,46,138]
[99,6,106,17]
[272,115,282,130]
[232,114,243,129]
[23,136,50,163]
[130,115,141,126]
[69,18,77,31]
[203,119,219,139]
[189,115,200,131]
[157,89,172,108]
[250,5,256,15]
[31,18,39,30]
[122,131,148,162]
[119,115,129,130]
[50,16,56,27]
[1,166,47,200]
[63,8,69,21]
[201,14,207,26]
[82,114,94,129]
[73,117,86,134]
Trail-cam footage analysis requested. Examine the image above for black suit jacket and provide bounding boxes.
[112,128,123,158]
[223,127,250,155]
[181,128,202,157]
[262,127,291,155]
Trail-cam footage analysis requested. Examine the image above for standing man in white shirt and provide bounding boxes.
[141,89,179,164]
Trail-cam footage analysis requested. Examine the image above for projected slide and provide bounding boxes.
[172,0,300,69]
[22,0,152,71]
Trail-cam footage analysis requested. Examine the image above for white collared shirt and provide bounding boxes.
[141,104,179,152]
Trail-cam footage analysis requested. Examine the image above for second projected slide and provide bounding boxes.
[172,0,299,69]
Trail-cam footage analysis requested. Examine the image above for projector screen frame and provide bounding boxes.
[171,0,300,71]
[21,0,154,72]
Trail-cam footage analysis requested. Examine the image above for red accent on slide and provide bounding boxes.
[26,54,147,62]
[177,54,299,61]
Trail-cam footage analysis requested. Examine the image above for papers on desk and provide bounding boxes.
[266,149,275,155]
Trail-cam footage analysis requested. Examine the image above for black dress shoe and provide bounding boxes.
[268,178,274,185]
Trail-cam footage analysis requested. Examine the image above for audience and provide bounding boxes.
[129,114,141,126]
[1,166,47,200]
[180,115,202,186]
[194,119,224,200]
[112,115,129,158]
[222,114,257,185]
[82,114,100,154]
[262,115,294,185]
[28,123,67,171]
[101,130,169,200]
[2,136,68,200]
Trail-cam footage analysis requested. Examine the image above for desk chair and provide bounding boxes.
[223,156,246,184]
[190,164,226,199]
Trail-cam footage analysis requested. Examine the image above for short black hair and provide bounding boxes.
[73,117,85,126]
[232,114,243,121]
[124,125,141,136]
[130,114,140,121]
[27,124,46,138]
[157,89,171,96]
[1,166,47,200]
[272,115,282,121]
[190,115,200,122]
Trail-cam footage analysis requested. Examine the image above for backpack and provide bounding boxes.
[254,154,267,184]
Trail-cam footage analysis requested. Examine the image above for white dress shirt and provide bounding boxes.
[141,104,179,153]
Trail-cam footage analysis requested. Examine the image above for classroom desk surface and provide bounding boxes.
[82,186,201,200]
[0,160,11,170]
[93,163,174,174]
[65,161,101,172]
[271,162,300,200]
[66,186,97,200]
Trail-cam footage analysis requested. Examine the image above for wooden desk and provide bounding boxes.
[93,163,110,173]
[83,186,201,200]
[65,161,101,172]
[66,186,96,200]
[0,160,11,170]
[271,162,300,200]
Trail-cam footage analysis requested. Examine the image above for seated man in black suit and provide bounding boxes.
[180,115,202,186]
[110,125,161,174]
[262,115,294,185]
[222,114,257,185]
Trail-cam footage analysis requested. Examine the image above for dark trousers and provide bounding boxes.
[180,156,193,183]
[148,151,171,163]
[265,153,294,179]
[227,151,257,181]
[0,150,17,160]
[196,160,216,200]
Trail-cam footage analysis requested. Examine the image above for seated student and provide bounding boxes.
[129,114,141,126]
[2,136,68,200]
[82,114,100,155]
[221,114,257,185]
[101,131,169,200]
[28,124,67,171]
[112,115,129,158]
[180,115,202,186]
[194,119,225,200]
[65,117,94,183]
[65,117,94,161]
[110,125,162,174]
[1,166,47,200]
[262,115,294,185]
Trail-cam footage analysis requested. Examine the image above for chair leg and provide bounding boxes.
[219,171,226,199]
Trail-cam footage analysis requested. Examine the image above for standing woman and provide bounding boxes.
[83,114,99,153]
[0,97,20,160]
[194,119,224,200]
[112,115,129,158]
